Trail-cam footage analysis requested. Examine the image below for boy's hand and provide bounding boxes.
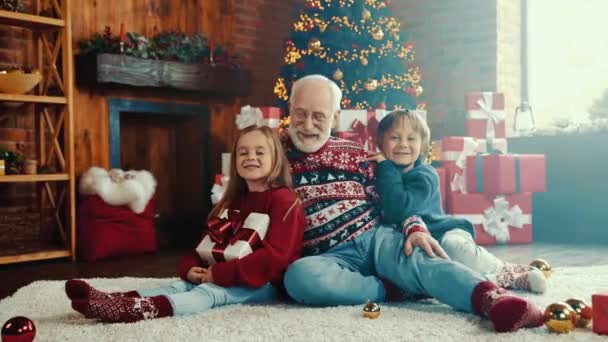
[200,266,214,284]
[367,151,387,163]
[404,232,450,259]
[186,266,206,284]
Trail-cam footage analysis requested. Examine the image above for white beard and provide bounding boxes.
[288,127,332,153]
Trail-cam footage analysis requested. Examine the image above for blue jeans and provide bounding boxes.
[138,281,277,316]
[283,226,485,312]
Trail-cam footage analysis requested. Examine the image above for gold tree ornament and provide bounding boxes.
[416,85,424,96]
[333,68,344,81]
[362,300,381,319]
[564,298,593,327]
[364,79,378,91]
[360,56,369,66]
[308,37,321,52]
[362,8,371,20]
[544,302,577,333]
[319,22,328,32]
[530,259,552,278]
[371,27,384,40]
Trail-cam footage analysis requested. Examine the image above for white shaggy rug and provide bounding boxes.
[1,265,608,342]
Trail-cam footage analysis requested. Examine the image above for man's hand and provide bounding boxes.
[367,151,387,163]
[404,232,450,259]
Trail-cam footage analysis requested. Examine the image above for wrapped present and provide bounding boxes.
[440,136,482,193]
[196,210,269,265]
[593,291,608,335]
[336,109,388,151]
[448,193,532,245]
[236,105,281,129]
[211,174,229,204]
[466,92,506,139]
[465,154,546,195]
[435,166,447,211]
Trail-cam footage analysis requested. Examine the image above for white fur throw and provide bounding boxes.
[79,167,157,214]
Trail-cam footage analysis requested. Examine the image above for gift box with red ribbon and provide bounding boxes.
[211,174,229,204]
[593,291,608,335]
[448,192,533,245]
[196,210,269,265]
[466,92,506,140]
[336,109,388,151]
[465,153,546,195]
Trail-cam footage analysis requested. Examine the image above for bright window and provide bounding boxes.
[527,0,608,131]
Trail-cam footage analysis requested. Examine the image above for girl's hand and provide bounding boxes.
[186,266,206,284]
[200,266,214,284]
[404,232,450,259]
[367,151,387,163]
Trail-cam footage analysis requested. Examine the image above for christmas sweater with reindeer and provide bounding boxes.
[178,186,305,288]
[285,137,379,256]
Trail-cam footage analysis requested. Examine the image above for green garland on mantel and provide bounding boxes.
[79,27,242,69]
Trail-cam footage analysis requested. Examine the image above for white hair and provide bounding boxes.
[289,74,342,113]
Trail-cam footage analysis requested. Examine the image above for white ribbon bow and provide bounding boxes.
[235,105,264,129]
[482,196,525,243]
[210,176,229,204]
[470,92,507,140]
[450,173,467,193]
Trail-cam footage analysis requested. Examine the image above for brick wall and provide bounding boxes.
[393,0,521,139]
[232,0,300,106]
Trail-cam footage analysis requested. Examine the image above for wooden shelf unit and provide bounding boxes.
[0,2,75,265]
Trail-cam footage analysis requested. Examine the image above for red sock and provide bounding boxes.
[472,281,544,332]
[73,296,173,323]
[66,279,140,301]
[381,278,408,302]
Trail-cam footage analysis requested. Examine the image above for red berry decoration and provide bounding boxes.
[1,316,36,342]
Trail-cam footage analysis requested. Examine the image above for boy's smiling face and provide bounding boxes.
[381,117,422,168]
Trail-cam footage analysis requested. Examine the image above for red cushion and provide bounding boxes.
[77,195,157,261]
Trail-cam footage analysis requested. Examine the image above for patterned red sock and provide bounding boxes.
[472,281,544,332]
[73,296,173,323]
[496,263,546,293]
[65,279,140,301]
[381,278,408,302]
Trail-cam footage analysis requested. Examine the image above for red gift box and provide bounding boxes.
[593,291,608,335]
[465,154,546,195]
[236,105,281,129]
[448,192,533,245]
[196,210,269,265]
[465,92,506,139]
[259,106,281,128]
[435,166,447,211]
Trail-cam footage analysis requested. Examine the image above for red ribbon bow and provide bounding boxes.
[351,112,380,151]
[206,210,243,244]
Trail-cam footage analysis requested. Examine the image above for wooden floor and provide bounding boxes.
[1,243,607,300]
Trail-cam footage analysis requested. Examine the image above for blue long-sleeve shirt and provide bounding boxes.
[374,158,475,241]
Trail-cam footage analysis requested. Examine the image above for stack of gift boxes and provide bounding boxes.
[436,92,546,245]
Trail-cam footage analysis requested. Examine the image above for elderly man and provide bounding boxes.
[281,74,544,333]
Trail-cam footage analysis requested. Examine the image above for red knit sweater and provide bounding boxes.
[178,186,305,288]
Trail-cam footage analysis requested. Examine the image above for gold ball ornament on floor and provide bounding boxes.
[530,258,552,278]
[364,79,378,91]
[308,38,321,52]
[564,298,593,327]
[544,302,577,333]
[362,300,380,319]
[371,27,384,41]
[332,68,344,81]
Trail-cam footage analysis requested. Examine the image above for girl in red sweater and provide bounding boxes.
[65,126,306,323]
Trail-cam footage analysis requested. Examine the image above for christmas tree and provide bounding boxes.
[274,0,423,112]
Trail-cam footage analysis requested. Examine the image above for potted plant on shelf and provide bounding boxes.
[0,147,24,175]
[75,27,251,96]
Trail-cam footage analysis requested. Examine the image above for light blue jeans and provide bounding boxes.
[138,281,277,316]
[283,226,486,312]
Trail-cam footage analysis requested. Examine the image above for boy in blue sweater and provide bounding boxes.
[367,109,546,293]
